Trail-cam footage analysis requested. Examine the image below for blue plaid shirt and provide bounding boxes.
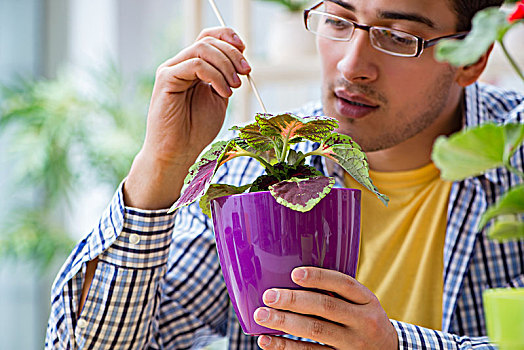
[46,82,524,349]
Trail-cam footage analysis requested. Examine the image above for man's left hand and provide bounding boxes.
[253,267,399,350]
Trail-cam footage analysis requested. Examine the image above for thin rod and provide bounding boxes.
[207,0,268,113]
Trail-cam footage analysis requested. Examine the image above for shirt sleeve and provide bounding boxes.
[45,181,178,349]
[392,320,497,350]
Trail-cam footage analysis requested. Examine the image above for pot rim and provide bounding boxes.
[210,187,362,202]
[484,288,524,299]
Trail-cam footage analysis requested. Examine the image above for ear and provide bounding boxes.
[455,44,494,87]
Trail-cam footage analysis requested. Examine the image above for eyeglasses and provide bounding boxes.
[303,1,468,58]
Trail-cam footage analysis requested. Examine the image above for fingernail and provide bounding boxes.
[264,289,279,304]
[232,34,242,45]
[240,59,251,71]
[232,74,240,84]
[258,335,272,347]
[292,268,307,282]
[254,308,270,323]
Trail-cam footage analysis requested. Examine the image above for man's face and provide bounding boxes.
[318,0,462,152]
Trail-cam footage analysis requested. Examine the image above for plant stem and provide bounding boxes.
[228,151,277,177]
[280,136,290,163]
[296,149,326,165]
[295,152,312,165]
[250,153,275,174]
[271,140,282,162]
[499,39,524,82]
[506,163,524,179]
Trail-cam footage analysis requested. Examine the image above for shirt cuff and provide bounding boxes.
[98,182,177,269]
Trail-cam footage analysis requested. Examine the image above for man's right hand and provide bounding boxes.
[123,27,251,209]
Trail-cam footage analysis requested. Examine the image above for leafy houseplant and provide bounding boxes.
[433,2,523,348]
[170,112,387,335]
[170,112,388,215]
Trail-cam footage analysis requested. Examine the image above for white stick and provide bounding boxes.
[207,0,268,114]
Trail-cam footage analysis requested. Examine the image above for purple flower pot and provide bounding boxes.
[211,188,361,335]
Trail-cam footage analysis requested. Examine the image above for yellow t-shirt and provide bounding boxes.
[344,162,452,330]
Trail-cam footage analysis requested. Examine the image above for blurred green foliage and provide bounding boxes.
[0,63,153,271]
[432,1,523,241]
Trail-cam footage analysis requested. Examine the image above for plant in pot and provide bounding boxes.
[170,112,388,335]
[433,2,524,349]
[257,0,317,63]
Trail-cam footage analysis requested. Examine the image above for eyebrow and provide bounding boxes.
[325,0,436,29]
[327,0,355,12]
[377,10,436,29]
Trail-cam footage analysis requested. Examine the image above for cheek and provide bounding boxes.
[318,39,343,76]
[383,59,439,100]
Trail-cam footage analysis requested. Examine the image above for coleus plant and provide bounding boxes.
[169,112,389,216]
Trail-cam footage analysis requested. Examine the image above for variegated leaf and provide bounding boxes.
[231,123,274,152]
[168,140,232,212]
[269,176,335,212]
[316,133,389,206]
[256,113,339,144]
[217,138,255,166]
[199,183,251,218]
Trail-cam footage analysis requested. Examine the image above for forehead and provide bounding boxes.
[325,0,457,31]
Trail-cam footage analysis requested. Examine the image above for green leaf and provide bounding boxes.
[269,176,336,212]
[432,123,523,181]
[286,149,305,166]
[169,140,232,212]
[256,113,339,144]
[231,122,275,153]
[478,185,524,230]
[199,183,251,218]
[169,138,264,213]
[313,133,388,206]
[487,220,524,241]
[503,123,524,163]
[435,7,510,66]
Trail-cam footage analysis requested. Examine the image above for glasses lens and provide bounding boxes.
[370,27,418,56]
[307,12,354,41]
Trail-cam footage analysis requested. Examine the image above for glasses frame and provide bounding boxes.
[303,1,468,58]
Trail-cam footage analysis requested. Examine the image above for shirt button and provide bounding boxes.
[129,233,141,245]
[77,318,88,329]
[103,227,113,239]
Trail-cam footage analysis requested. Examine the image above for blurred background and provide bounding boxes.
[0,0,522,349]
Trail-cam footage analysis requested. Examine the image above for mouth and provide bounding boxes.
[334,90,379,119]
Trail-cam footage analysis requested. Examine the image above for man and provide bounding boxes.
[46,0,523,349]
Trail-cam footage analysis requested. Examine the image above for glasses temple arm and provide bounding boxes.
[424,31,469,48]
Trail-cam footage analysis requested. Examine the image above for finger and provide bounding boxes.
[254,307,344,347]
[257,335,329,350]
[262,288,359,327]
[158,58,232,98]
[196,27,246,52]
[203,37,251,81]
[291,267,372,305]
[160,38,250,89]
[189,39,242,88]
[161,27,247,69]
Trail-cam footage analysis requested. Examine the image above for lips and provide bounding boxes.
[334,90,379,119]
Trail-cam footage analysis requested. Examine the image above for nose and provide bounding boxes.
[336,29,379,83]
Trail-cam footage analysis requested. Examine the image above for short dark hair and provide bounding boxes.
[449,0,505,31]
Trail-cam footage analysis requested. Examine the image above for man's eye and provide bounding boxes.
[389,31,415,45]
[324,18,350,30]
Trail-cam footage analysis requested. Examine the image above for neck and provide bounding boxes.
[367,90,464,172]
